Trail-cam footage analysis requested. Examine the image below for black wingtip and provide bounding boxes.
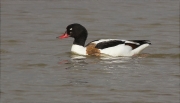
[146,40,151,45]
[129,40,151,45]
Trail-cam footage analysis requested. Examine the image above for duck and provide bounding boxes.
[57,23,151,57]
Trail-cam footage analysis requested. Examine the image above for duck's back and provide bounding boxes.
[86,39,151,56]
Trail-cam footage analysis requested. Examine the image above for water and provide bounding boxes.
[1,0,179,103]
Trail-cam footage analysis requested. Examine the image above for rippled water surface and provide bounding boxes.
[1,0,179,103]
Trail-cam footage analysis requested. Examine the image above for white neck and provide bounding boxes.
[71,44,87,55]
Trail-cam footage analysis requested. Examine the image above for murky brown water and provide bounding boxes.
[1,0,179,103]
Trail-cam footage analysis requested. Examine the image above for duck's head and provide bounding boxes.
[57,23,88,46]
[58,23,87,39]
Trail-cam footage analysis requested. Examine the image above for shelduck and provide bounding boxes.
[57,23,151,57]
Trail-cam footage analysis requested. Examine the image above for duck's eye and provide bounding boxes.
[69,28,73,34]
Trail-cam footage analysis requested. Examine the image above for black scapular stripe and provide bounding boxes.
[86,39,100,47]
[95,40,125,49]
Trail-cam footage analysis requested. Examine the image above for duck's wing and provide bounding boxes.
[86,39,151,56]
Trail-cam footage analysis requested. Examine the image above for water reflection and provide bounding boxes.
[71,54,86,60]
[66,54,141,71]
[70,53,132,60]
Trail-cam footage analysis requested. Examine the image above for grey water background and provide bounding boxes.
[1,0,179,103]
